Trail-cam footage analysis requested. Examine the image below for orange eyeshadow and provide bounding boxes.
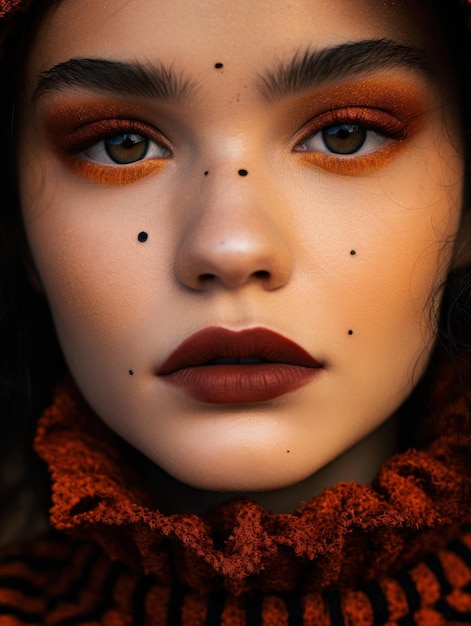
[294,139,410,176]
[39,96,172,185]
[292,75,429,121]
[289,75,428,176]
[67,158,168,185]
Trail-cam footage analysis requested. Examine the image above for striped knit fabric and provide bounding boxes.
[1,527,471,625]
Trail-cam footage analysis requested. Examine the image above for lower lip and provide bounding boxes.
[160,363,321,403]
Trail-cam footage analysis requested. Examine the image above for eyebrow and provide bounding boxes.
[258,38,433,100]
[33,58,199,104]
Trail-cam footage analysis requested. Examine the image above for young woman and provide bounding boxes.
[1,0,471,624]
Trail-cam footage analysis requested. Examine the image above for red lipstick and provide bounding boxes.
[157,327,323,403]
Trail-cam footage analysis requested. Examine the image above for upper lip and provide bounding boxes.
[157,327,322,374]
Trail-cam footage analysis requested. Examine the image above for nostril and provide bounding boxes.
[253,270,270,280]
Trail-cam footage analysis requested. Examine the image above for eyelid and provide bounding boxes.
[292,106,413,175]
[54,117,172,185]
[60,117,172,156]
[294,106,409,146]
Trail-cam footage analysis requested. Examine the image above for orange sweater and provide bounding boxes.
[1,359,471,624]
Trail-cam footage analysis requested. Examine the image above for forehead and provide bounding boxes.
[28,0,443,79]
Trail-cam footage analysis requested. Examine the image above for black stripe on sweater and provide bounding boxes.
[396,614,417,626]
[166,586,185,626]
[447,538,471,570]
[0,603,43,623]
[361,582,389,626]
[51,559,125,626]
[45,543,105,611]
[280,592,304,626]
[0,537,85,574]
[204,592,226,626]
[245,594,263,626]
[0,575,47,597]
[394,571,421,614]
[423,553,453,595]
[325,590,345,626]
[131,575,154,626]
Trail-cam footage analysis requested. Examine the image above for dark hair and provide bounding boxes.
[0,0,65,542]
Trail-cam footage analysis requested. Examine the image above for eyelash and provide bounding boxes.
[61,106,411,184]
[293,107,410,175]
[63,118,172,185]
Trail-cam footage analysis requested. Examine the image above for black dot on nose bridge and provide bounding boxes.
[238,169,248,176]
[214,62,223,69]
[137,231,148,242]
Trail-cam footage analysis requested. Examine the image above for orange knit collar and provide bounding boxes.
[34,360,471,597]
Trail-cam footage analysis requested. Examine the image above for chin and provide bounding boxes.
[168,459,314,494]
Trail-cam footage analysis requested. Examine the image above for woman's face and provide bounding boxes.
[18,0,463,491]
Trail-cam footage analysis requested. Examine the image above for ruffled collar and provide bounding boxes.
[34,359,471,596]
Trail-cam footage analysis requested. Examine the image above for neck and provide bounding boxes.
[138,415,399,514]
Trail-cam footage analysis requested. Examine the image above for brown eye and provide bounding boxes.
[104,133,149,164]
[322,124,367,154]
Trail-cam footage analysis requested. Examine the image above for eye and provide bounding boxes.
[296,123,386,156]
[83,132,171,165]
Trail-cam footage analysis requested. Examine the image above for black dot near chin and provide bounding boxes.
[238,169,248,176]
[137,231,148,242]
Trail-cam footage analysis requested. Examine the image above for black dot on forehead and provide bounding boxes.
[137,231,148,242]
[238,169,248,176]
[214,62,223,68]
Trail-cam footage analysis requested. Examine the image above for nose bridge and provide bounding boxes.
[174,170,292,291]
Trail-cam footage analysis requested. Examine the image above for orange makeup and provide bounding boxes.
[291,76,428,175]
[40,98,172,185]
[67,158,167,185]
[36,74,430,184]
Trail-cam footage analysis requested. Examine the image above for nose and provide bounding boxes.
[175,175,292,292]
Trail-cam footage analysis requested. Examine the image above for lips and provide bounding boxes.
[157,327,323,403]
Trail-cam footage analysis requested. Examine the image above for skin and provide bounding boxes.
[17,0,464,510]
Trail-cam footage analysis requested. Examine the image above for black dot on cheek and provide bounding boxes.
[214,62,223,69]
[348,330,353,335]
[204,171,209,176]
[129,370,134,376]
[137,231,148,242]
[238,169,248,176]
[350,250,356,256]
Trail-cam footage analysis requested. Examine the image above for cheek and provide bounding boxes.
[19,155,166,376]
[354,136,462,376]
[290,122,463,385]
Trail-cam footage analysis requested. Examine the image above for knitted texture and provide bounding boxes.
[0,359,469,624]
[33,359,471,598]
[2,528,471,625]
